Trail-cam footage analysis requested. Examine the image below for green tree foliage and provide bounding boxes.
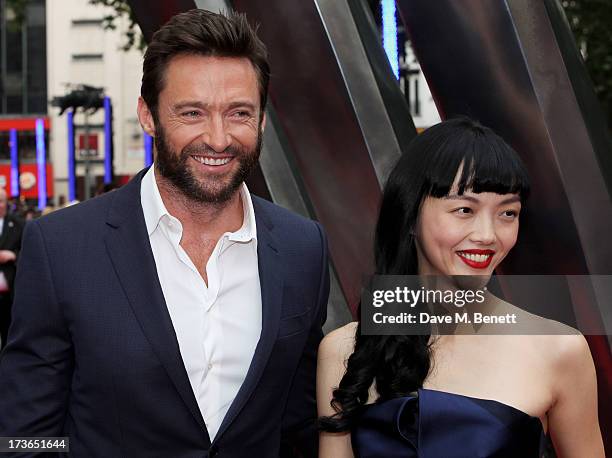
[87,0,146,51]
[4,0,28,30]
[562,0,612,130]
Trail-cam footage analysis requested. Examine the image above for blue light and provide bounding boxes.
[382,0,399,79]
[104,96,113,184]
[67,111,76,202]
[9,129,19,197]
[35,118,47,209]
[144,131,153,167]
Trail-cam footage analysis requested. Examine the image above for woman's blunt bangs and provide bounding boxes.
[420,117,530,203]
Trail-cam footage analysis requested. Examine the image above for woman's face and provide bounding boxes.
[414,184,521,278]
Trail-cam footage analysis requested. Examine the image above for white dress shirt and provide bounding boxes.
[140,166,262,440]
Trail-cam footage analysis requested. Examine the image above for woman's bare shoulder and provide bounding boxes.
[502,301,582,336]
[319,321,358,364]
[506,311,592,371]
[493,302,590,372]
[546,333,593,371]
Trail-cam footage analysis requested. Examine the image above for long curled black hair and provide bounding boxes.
[320,117,530,432]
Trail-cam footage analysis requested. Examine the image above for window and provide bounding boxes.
[0,0,47,115]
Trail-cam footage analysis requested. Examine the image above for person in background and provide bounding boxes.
[22,208,38,221]
[0,188,24,349]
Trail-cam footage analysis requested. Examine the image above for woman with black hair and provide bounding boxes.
[317,118,604,457]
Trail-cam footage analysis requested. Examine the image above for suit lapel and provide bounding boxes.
[103,170,210,441]
[213,199,283,442]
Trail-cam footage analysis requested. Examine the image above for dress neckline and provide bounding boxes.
[366,388,546,432]
[353,387,545,457]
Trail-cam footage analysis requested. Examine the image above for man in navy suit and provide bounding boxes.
[0,10,329,457]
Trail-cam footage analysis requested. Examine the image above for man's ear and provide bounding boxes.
[137,97,156,137]
[260,111,266,133]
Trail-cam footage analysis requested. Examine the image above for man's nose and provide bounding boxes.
[201,115,232,152]
[469,214,496,245]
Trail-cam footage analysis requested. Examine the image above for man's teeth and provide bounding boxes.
[458,252,492,262]
[192,156,231,166]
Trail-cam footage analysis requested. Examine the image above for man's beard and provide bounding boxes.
[154,124,262,204]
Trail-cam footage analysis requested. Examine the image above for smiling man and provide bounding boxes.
[0,10,329,458]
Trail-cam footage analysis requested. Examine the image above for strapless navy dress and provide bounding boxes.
[352,388,544,457]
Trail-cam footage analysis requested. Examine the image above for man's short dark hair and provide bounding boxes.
[141,9,270,121]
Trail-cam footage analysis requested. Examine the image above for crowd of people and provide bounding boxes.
[7,201,59,222]
[5,180,121,223]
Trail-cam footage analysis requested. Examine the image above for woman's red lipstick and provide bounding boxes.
[456,249,495,269]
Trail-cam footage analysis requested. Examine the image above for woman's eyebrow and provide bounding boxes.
[500,195,521,204]
[443,194,521,204]
[444,194,479,203]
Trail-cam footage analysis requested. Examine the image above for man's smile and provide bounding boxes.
[190,154,235,168]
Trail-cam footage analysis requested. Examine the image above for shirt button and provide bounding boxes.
[208,363,213,370]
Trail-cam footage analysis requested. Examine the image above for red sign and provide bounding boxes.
[78,133,98,151]
[0,118,51,132]
[0,163,54,199]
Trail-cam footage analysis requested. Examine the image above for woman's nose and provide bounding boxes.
[469,214,496,245]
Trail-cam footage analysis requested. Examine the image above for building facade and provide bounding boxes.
[0,0,51,203]
[47,0,145,204]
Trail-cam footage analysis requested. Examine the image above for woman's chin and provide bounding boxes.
[452,274,491,291]
[447,265,494,289]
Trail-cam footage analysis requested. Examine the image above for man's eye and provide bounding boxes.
[182,111,200,117]
[502,210,518,218]
[232,111,251,118]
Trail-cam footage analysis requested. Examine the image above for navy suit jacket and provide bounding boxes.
[0,170,329,457]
